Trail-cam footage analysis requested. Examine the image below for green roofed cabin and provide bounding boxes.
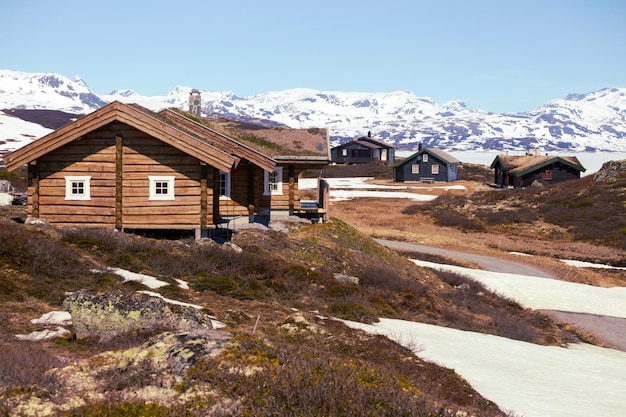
[490,151,586,188]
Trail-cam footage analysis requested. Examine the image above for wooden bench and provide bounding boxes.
[420,177,435,183]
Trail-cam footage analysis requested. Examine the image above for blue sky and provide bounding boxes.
[1,0,625,113]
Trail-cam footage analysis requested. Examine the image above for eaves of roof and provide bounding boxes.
[511,156,586,176]
[491,154,586,176]
[392,148,460,168]
[3,101,237,173]
[355,136,395,149]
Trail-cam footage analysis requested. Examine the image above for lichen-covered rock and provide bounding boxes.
[594,159,626,181]
[64,291,215,341]
[333,273,360,285]
[8,329,232,416]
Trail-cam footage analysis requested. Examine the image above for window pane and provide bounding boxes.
[71,181,84,195]
[264,167,283,196]
[269,170,278,191]
[219,172,227,196]
[155,182,168,194]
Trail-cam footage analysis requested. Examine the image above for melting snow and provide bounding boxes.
[91,267,170,289]
[561,259,626,271]
[299,177,464,201]
[345,318,626,417]
[411,259,626,318]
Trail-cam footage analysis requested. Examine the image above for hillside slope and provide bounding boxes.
[0,215,577,416]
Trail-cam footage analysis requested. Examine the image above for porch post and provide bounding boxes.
[200,163,208,231]
[115,135,123,230]
[29,162,39,218]
[288,164,295,214]
[212,167,220,226]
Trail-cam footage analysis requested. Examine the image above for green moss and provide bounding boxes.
[194,275,238,296]
[67,401,180,417]
[236,133,283,152]
[328,301,377,323]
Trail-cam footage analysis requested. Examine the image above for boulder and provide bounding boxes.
[64,291,215,341]
[333,273,360,285]
[593,159,626,181]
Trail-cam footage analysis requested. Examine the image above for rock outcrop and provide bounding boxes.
[64,291,216,341]
[593,159,626,181]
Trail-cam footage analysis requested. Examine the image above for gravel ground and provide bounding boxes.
[540,310,626,352]
[376,239,626,352]
[375,239,555,278]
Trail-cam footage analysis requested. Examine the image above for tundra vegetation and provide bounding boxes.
[1,161,624,416]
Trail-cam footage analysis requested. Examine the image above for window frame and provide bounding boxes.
[64,176,91,201]
[423,154,429,163]
[148,175,175,201]
[264,167,283,196]
[219,170,231,199]
[411,164,420,174]
[542,169,553,180]
[431,164,439,175]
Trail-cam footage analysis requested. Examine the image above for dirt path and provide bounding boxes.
[376,239,626,352]
[375,239,556,278]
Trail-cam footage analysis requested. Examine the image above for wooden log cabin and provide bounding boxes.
[490,153,586,188]
[3,101,330,238]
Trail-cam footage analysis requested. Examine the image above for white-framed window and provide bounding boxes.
[431,165,439,175]
[411,164,420,174]
[264,167,283,196]
[148,175,175,201]
[65,176,91,200]
[423,154,429,163]
[342,148,348,157]
[219,170,231,199]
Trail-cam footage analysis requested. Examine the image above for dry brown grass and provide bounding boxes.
[330,180,626,288]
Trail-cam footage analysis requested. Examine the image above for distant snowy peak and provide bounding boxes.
[1,69,626,153]
[565,87,626,106]
[102,86,241,112]
[0,69,106,113]
[106,89,138,98]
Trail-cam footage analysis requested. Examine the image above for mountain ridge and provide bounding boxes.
[1,69,625,154]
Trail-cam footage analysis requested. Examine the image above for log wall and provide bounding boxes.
[27,121,311,230]
[33,134,117,228]
[30,123,211,229]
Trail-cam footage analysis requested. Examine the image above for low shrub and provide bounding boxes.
[67,401,189,417]
[434,212,485,231]
[182,334,449,417]
[194,275,239,296]
[328,300,377,322]
[0,345,64,395]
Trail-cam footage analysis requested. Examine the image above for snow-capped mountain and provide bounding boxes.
[2,69,626,155]
[0,70,106,113]
[101,86,626,153]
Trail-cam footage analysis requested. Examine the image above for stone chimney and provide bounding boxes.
[189,89,201,117]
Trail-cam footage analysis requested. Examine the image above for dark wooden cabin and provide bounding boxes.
[490,154,586,188]
[3,101,330,237]
[330,132,395,164]
[393,147,461,182]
